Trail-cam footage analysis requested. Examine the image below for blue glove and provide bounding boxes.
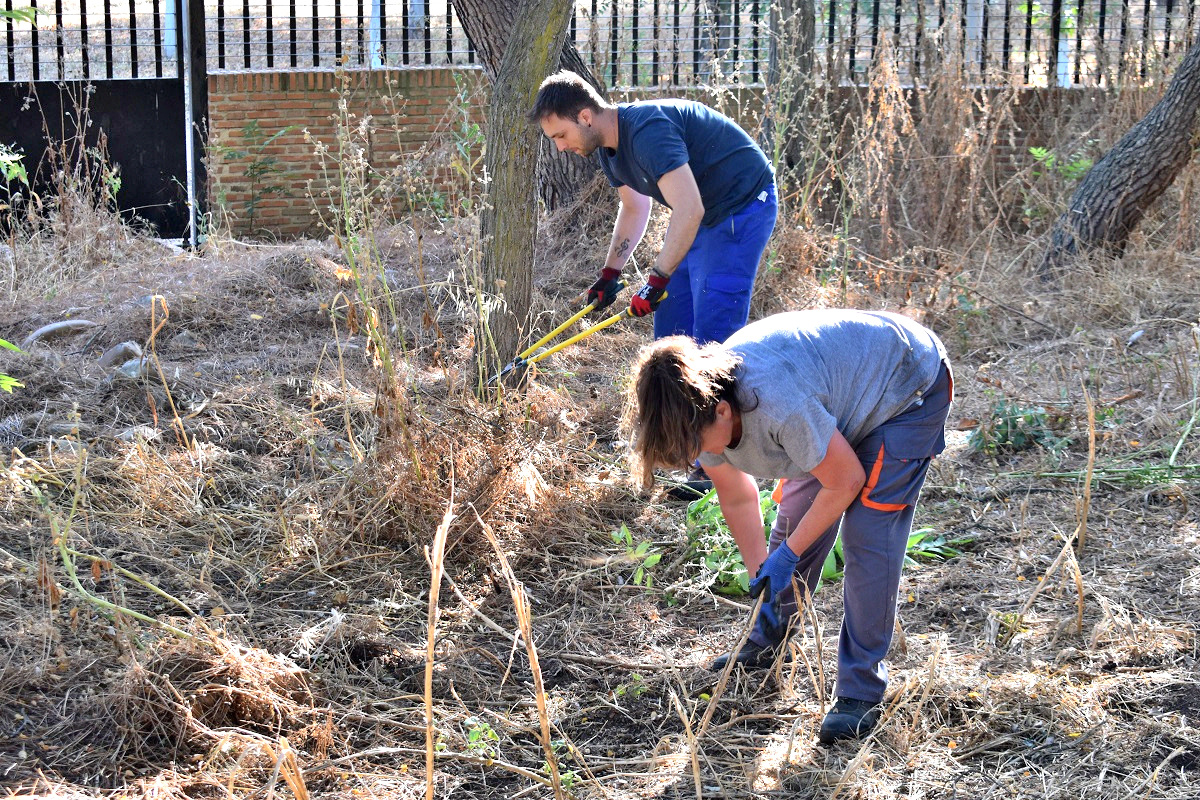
[749,544,801,643]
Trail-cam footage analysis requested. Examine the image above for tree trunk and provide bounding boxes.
[759,0,816,174]
[473,0,575,384]
[1039,41,1200,275]
[452,0,605,210]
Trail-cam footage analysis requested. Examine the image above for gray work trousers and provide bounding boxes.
[748,361,952,703]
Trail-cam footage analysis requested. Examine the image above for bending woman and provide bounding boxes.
[625,309,952,744]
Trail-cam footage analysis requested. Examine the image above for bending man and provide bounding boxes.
[625,309,952,744]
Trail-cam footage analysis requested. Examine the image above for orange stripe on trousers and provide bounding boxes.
[860,443,908,512]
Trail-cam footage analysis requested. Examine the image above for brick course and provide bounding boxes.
[208,67,1109,238]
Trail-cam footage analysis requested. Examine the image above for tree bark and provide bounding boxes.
[473,0,575,384]
[759,0,816,173]
[452,0,606,209]
[1039,41,1200,275]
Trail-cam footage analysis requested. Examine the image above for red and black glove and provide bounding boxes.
[630,271,670,317]
[587,267,622,313]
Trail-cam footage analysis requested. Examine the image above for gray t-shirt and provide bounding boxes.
[698,310,947,479]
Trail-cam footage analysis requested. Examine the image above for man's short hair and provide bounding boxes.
[527,71,607,124]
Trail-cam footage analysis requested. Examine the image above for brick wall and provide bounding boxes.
[207,68,486,238]
[207,68,1110,237]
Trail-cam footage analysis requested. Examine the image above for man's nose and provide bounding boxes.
[555,139,568,152]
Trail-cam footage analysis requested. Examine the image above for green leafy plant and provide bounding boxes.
[463,716,499,759]
[611,523,662,588]
[0,338,24,393]
[968,399,1071,454]
[684,487,777,595]
[686,488,970,595]
[0,6,39,24]
[214,120,297,232]
[903,527,972,568]
[614,672,648,701]
[1029,145,1094,182]
[542,740,577,791]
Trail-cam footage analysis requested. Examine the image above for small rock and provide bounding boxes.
[98,341,142,369]
[170,330,201,349]
[116,426,160,443]
[112,358,149,381]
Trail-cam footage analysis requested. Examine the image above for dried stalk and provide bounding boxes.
[424,495,456,800]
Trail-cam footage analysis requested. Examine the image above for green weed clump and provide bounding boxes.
[969,400,1072,454]
[685,489,970,597]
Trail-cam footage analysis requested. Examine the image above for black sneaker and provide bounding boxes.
[708,640,780,671]
[817,697,882,744]
[666,466,713,501]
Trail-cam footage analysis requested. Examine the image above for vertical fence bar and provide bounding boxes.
[217,0,225,69]
[103,0,115,78]
[1139,0,1150,79]
[673,0,680,84]
[1188,0,1196,48]
[752,0,759,83]
[733,0,740,68]
[290,0,297,66]
[152,0,163,76]
[981,0,988,74]
[334,0,343,63]
[632,0,639,84]
[828,0,837,50]
[1049,0,1062,84]
[423,0,430,63]
[693,0,701,82]
[1164,0,1174,57]
[652,0,660,84]
[870,0,881,63]
[402,0,408,64]
[914,0,923,78]
[849,0,859,75]
[382,0,390,62]
[312,0,319,66]
[357,0,364,63]
[960,0,967,65]
[240,0,249,69]
[1073,0,1084,82]
[1118,0,1129,80]
[81,0,89,78]
[267,0,275,66]
[5,0,14,82]
[1002,0,1011,72]
[446,0,452,62]
[54,0,63,79]
[894,0,902,49]
[1023,0,1033,83]
[127,0,136,77]
[610,0,618,85]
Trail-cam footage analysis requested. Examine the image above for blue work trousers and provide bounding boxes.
[653,184,778,345]
[749,362,953,703]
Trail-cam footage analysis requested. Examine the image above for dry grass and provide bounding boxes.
[0,60,1198,800]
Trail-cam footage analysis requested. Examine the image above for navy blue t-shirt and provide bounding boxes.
[597,99,774,227]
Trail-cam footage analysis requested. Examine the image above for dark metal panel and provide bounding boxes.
[0,79,189,236]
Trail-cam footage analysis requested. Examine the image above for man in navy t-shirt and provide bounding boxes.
[528,71,777,347]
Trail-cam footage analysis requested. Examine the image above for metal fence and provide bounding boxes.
[2,0,1199,85]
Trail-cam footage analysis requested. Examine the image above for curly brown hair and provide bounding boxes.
[623,336,744,486]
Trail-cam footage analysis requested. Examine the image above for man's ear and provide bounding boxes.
[577,107,593,127]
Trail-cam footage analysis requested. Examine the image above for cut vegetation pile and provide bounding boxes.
[1,69,1198,800]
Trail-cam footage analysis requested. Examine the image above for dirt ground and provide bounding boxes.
[0,211,1197,799]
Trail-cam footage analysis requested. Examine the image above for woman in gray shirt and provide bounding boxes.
[625,309,952,744]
